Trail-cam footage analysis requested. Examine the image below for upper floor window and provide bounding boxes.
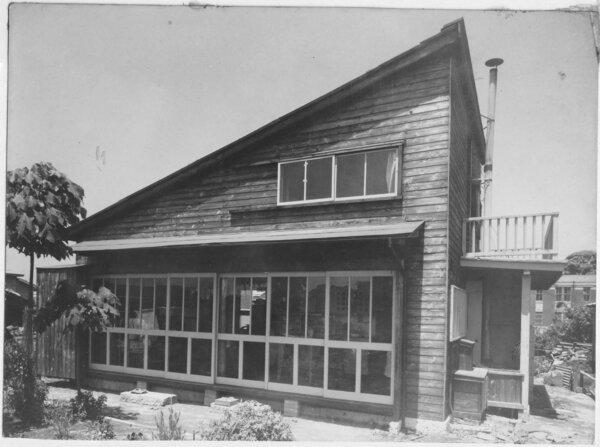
[536,290,543,301]
[556,286,572,302]
[278,148,399,205]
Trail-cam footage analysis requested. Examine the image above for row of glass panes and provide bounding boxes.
[92,276,214,333]
[219,275,392,343]
[90,331,212,376]
[278,148,399,204]
[217,340,392,396]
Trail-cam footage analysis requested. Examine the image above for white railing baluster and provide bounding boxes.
[462,212,559,260]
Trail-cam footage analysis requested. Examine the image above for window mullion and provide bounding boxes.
[303,161,308,201]
[347,276,351,341]
[363,153,367,196]
[286,277,290,337]
[369,277,373,343]
[304,277,309,338]
[196,276,200,332]
[332,156,337,200]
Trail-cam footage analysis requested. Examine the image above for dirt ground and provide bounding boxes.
[10,377,596,442]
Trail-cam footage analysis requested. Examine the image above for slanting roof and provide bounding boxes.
[68,18,483,241]
[554,274,596,287]
[73,220,424,253]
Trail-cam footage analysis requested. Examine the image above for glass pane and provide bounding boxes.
[372,277,393,343]
[169,278,183,331]
[269,343,293,384]
[183,277,199,332]
[109,333,124,366]
[155,278,168,330]
[217,340,239,378]
[141,278,155,329]
[350,277,370,342]
[307,277,325,338]
[361,350,391,395]
[270,277,288,337]
[127,278,141,329]
[168,337,188,373]
[243,342,265,381]
[366,149,397,195]
[306,157,332,200]
[219,278,234,334]
[288,277,306,337]
[127,334,144,369]
[115,278,126,327]
[298,345,323,388]
[328,348,356,392]
[251,278,267,335]
[147,336,165,371]
[235,278,251,334]
[90,332,106,364]
[336,153,364,198]
[191,339,212,376]
[280,161,304,202]
[198,278,213,332]
[329,277,349,341]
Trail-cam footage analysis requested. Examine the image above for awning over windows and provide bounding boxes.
[73,220,424,253]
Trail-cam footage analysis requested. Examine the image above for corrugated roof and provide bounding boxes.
[73,220,424,253]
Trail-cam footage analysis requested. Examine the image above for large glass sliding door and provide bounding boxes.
[90,270,394,405]
[89,274,216,383]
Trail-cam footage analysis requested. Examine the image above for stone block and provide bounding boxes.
[120,390,177,407]
[283,399,299,417]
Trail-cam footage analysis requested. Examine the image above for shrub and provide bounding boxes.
[86,417,115,440]
[70,390,107,421]
[127,431,145,440]
[45,400,74,439]
[152,406,185,440]
[3,338,48,426]
[199,400,293,441]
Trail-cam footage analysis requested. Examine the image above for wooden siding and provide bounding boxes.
[78,55,454,422]
[36,267,86,379]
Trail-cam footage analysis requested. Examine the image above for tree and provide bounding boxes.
[6,162,86,355]
[33,281,120,391]
[563,250,596,275]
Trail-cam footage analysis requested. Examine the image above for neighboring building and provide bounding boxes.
[37,19,565,429]
[534,275,596,327]
[4,273,36,327]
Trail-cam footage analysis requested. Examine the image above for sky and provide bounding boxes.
[5,4,598,282]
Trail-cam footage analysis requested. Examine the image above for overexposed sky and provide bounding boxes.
[6,5,598,280]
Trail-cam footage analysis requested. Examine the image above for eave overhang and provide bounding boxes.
[72,221,424,254]
[460,257,567,290]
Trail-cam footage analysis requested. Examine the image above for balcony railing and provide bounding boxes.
[463,212,559,260]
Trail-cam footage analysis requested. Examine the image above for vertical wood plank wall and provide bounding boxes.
[78,55,456,422]
[36,267,84,379]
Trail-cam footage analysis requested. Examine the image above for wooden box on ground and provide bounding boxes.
[451,368,487,422]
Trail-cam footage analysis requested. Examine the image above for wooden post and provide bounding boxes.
[392,267,404,421]
[520,271,532,417]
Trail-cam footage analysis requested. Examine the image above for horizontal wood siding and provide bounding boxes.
[79,55,453,422]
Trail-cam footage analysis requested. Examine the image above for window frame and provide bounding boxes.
[89,270,395,405]
[88,273,217,384]
[277,146,401,206]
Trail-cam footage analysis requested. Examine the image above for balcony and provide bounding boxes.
[463,212,559,260]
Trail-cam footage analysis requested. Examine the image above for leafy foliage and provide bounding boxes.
[199,401,293,441]
[3,338,48,426]
[564,250,596,275]
[85,417,115,440]
[6,162,86,259]
[44,400,74,439]
[33,281,120,334]
[152,406,185,440]
[70,390,107,421]
[560,305,595,343]
[127,431,145,440]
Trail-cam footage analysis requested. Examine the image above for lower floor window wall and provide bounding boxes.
[89,271,394,404]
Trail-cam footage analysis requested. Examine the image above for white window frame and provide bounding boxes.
[277,146,400,206]
[89,270,395,405]
[88,273,217,384]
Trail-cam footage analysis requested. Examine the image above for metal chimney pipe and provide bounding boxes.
[482,57,503,217]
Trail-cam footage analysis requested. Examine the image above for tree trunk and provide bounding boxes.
[22,254,35,356]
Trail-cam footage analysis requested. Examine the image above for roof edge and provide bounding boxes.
[69,19,467,240]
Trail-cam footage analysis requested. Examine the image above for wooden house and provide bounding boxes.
[41,19,565,429]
